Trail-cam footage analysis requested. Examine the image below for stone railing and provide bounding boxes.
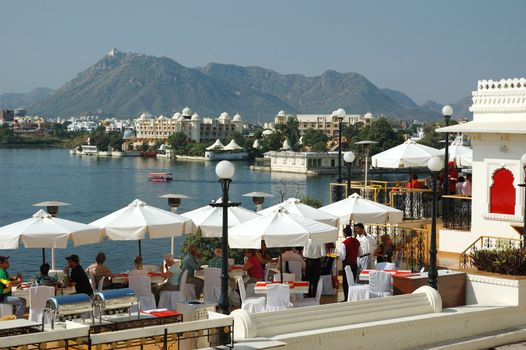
[459,235,523,269]
[442,195,472,231]
[365,224,429,272]
[390,189,434,220]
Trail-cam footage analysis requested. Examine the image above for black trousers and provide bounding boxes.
[342,263,358,302]
[305,258,322,297]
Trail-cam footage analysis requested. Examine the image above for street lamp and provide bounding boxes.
[520,154,526,248]
[335,108,346,201]
[160,193,191,255]
[242,192,274,212]
[442,105,453,194]
[355,140,378,187]
[344,151,355,197]
[210,160,239,315]
[427,156,443,290]
[33,200,70,266]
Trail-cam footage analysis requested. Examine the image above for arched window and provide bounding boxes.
[490,168,516,215]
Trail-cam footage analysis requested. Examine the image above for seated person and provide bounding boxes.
[128,256,149,278]
[154,254,182,303]
[85,252,113,290]
[34,263,58,288]
[64,254,93,296]
[256,240,271,269]
[208,247,224,269]
[0,256,26,319]
[182,245,204,298]
[242,249,264,283]
[406,174,424,189]
[281,247,305,272]
[374,235,397,264]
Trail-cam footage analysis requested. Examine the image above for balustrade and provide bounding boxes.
[442,195,471,230]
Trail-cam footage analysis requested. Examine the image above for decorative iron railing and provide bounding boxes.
[329,183,380,203]
[365,224,429,272]
[458,235,522,269]
[442,195,472,230]
[390,189,434,220]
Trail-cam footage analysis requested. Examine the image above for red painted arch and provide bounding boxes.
[490,168,516,215]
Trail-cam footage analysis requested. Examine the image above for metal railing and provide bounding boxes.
[442,195,472,230]
[365,223,429,272]
[330,182,381,203]
[458,235,522,269]
[390,189,434,220]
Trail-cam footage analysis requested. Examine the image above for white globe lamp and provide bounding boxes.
[427,156,443,172]
[215,160,235,179]
[335,108,346,119]
[442,105,453,117]
[344,151,355,163]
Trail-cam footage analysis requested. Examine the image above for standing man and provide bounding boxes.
[64,254,93,296]
[0,256,26,319]
[182,245,204,298]
[354,223,376,273]
[303,239,324,298]
[338,225,362,302]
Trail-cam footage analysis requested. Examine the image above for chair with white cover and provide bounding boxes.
[286,261,303,282]
[368,271,392,298]
[273,273,295,282]
[129,275,156,311]
[375,262,396,270]
[266,284,293,312]
[29,286,55,323]
[294,278,323,307]
[158,270,189,311]
[264,264,270,282]
[142,264,159,273]
[237,277,265,314]
[203,267,221,303]
[321,259,336,295]
[345,266,369,302]
[97,276,106,292]
[87,271,97,291]
[0,303,13,317]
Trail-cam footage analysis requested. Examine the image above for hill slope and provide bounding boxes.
[0,87,54,109]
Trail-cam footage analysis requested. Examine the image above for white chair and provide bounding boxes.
[286,261,303,282]
[264,264,270,282]
[97,276,106,292]
[345,266,369,302]
[266,284,293,312]
[203,268,221,303]
[142,264,159,273]
[29,286,55,323]
[273,273,295,282]
[228,258,235,266]
[0,303,13,317]
[376,262,396,270]
[420,267,425,273]
[158,270,189,310]
[294,278,323,307]
[369,271,392,298]
[237,277,265,314]
[129,275,156,311]
[87,271,97,291]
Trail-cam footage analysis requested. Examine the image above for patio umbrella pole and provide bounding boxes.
[138,240,142,258]
[51,248,55,270]
[409,167,414,219]
[42,248,46,264]
[280,250,284,282]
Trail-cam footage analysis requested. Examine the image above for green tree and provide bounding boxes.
[300,196,323,208]
[260,132,283,152]
[167,132,189,150]
[275,117,300,151]
[302,128,328,151]
[418,120,457,148]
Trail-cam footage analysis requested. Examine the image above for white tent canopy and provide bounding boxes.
[441,142,472,167]
[0,209,101,249]
[223,139,243,151]
[228,207,338,249]
[89,199,192,241]
[371,139,443,168]
[259,197,339,227]
[181,201,260,237]
[319,193,403,224]
[206,139,225,151]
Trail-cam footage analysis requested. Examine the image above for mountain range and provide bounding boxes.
[0,87,54,110]
[1,49,471,121]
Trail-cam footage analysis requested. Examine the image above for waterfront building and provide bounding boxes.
[274,110,374,139]
[263,151,340,175]
[66,116,100,133]
[0,109,14,125]
[12,116,53,134]
[437,78,526,253]
[134,107,244,144]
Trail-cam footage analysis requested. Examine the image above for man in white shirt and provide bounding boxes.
[338,226,362,301]
[303,239,325,297]
[354,223,377,272]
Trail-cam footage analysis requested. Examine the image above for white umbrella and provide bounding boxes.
[228,207,338,249]
[0,209,102,269]
[371,139,443,168]
[319,193,403,225]
[441,143,472,167]
[89,199,192,256]
[181,200,260,237]
[259,197,339,227]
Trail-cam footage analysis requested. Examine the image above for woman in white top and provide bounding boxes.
[128,256,149,278]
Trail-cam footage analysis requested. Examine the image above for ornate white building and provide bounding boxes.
[134,107,244,143]
[438,78,526,253]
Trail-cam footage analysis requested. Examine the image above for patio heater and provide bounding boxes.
[210,161,239,316]
[32,201,70,267]
[160,194,191,255]
[335,108,346,201]
[520,154,526,248]
[427,156,443,290]
[355,140,378,187]
[442,105,453,194]
[343,151,355,198]
[242,192,274,212]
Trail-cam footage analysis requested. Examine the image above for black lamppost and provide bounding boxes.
[335,108,346,201]
[33,200,70,266]
[210,161,239,315]
[441,105,453,194]
[427,156,443,290]
[355,140,378,187]
[520,154,526,248]
[160,193,190,255]
[242,192,274,212]
[344,151,355,198]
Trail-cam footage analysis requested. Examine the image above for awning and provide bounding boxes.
[436,121,526,134]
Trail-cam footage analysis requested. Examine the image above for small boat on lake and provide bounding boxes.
[148,172,173,182]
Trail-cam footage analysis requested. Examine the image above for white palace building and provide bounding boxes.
[134,107,244,143]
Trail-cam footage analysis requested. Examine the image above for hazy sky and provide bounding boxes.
[1,0,525,104]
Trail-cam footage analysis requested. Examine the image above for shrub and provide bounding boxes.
[470,247,526,275]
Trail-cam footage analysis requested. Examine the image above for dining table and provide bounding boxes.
[111,272,165,285]
[11,283,76,308]
[254,281,309,294]
[358,269,416,282]
[194,265,246,280]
